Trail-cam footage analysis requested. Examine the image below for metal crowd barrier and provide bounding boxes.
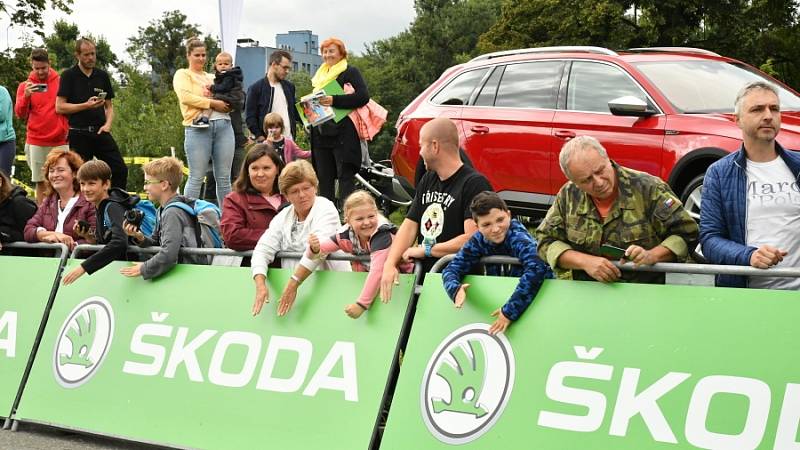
[429,253,800,278]
[69,244,373,264]
[1,242,70,262]
[1,242,70,432]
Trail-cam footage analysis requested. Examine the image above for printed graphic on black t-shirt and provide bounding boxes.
[407,164,492,246]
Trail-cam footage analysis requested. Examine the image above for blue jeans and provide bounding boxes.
[183,119,234,200]
[0,139,15,176]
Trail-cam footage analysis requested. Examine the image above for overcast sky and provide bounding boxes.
[0,0,416,61]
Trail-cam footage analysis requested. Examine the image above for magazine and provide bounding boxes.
[297,91,335,127]
[295,80,352,128]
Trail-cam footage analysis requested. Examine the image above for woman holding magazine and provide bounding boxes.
[309,37,370,206]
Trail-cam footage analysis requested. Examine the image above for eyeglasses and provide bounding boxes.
[143,179,163,185]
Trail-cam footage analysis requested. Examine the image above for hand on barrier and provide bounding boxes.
[582,255,621,283]
[454,283,470,308]
[120,262,143,278]
[380,266,400,303]
[344,303,366,319]
[278,285,297,316]
[624,245,656,267]
[41,231,75,250]
[750,245,787,269]
[489,309,510,335]
[252,276,269,316]
[62,265,86,285]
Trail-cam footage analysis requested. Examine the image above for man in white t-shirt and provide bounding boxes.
[700,81,800,289]
[245,50,302,143]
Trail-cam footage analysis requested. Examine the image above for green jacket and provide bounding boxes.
[0,86,15,143]
[535,162,698,283]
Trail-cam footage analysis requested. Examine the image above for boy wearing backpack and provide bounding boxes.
[121,157,214,280]
[63,160,130,285]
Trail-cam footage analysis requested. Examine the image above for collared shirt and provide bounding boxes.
[57,64,115,128]
[535,162,699,283]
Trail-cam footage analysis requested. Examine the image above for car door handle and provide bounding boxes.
[554,130,576,139]
[470,126,490,134]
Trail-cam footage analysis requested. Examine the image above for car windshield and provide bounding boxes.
[632,60,800,114]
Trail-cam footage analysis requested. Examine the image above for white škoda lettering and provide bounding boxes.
[122,317,359,401]
[0,311,17,358]
[537,346,800,449]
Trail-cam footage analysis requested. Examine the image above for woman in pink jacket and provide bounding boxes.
[278,190,414,318]
[24,149,95,249]
[221,144,286,251]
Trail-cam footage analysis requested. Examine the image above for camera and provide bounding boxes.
[124,209,144,228]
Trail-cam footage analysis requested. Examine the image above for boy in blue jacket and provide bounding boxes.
[443,191,553,335]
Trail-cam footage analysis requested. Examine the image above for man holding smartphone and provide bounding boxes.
[15,48,69,203]
[56,38,128,190]
[535,136,698,284]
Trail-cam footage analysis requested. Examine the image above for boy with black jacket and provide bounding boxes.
[62,160,129,285]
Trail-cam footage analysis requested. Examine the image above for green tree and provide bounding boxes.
[43,20,118,70]
[351,0,502,160]
[478,0,638,53]
[126,10,221,92]
[112,64,186,191]
[0,0,72,36]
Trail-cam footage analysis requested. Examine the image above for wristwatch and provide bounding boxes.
[424,242,433,258]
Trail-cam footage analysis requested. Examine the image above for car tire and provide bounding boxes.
[679,173,706,263]
[680,174,704,222]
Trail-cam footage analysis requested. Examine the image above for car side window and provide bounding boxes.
[474,66,504,107]
[494,61,564,109]
[430,68,489,106]
[567,61,650,113]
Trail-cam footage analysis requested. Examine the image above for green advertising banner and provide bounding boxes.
[15,261,414,449]
[0,256,63,419]
[382,274,800,450]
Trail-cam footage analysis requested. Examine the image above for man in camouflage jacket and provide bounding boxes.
[535,136,698,283]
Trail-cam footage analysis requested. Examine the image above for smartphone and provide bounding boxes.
[96,91,107,100]
[31,83,47,92]
[598,243,627,260]
[76,220,91,234]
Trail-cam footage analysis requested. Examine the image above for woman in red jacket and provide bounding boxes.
[24,149,95,249]
[221,144,286,251]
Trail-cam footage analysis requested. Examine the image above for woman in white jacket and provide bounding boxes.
[251,159,350,315]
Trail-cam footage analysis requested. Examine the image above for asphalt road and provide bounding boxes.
[0,422,174,450]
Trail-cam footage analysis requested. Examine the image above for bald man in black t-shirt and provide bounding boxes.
[380,117,492,301]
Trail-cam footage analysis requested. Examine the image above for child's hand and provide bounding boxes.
[489,308,511,335]
[123,222,144,242]
[62,265,86,285]
[454,283,470,308]
[309,234,320,254]
[344,303,366,319]
[120,262,143,278]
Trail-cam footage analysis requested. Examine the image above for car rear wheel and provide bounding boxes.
[680,173,706,263]
[680,174,704,222]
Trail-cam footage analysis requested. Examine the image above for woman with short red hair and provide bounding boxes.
[310,37,371,205]
[24,149,95,249]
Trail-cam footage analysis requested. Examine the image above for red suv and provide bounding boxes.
[391,46,800,218]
